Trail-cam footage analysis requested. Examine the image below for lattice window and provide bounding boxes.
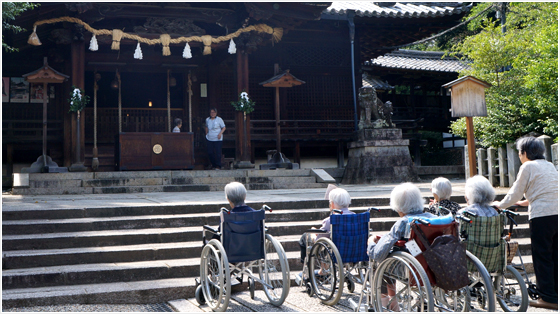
[214,72,236,120]
[285,75,354,120]
[284,45,350,67]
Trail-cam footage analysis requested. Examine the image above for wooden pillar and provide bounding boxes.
[236,51,251,162]
[465,117,477,177]
[70,41,85,165]
[7,144,13,181]
[294,142,301,165]
[337,141,345,168]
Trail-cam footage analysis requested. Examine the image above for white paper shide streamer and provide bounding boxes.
[89,35,98,51]
[134,43,143,60]
[228,39,236,54]
[183,42,192,59]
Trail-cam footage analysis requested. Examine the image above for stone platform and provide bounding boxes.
[11,169,333,195]
[342,128,418,184]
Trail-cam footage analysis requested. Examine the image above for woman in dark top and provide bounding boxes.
[425,177,461,216]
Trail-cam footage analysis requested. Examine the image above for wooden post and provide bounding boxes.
[465,117,477,177]
[42,82,48,168]
[167,69,171,132]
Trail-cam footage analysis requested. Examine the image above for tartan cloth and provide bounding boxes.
[330,211,370,263]
[460,214,506,273]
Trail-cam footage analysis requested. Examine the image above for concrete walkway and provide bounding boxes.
[2,178,511,211]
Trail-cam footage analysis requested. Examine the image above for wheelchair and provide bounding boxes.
[194,205,290,312]
[298,208,375,306]
[458,208,528,312]
[352,213,496,312]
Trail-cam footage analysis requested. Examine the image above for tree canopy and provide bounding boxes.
[448,2,558,147]
[2,2,39,52]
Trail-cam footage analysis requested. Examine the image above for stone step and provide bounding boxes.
[3,222,532,270]
[2,206,401,235]
[2,250,301,290]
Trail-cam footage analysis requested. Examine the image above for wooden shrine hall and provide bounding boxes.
[2,2,471,179]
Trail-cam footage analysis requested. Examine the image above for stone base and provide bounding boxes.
[69,162,88,172]
[258,152,299,170]
[21,155,68,173]
[233,160,255,169]
[342,128,418,184]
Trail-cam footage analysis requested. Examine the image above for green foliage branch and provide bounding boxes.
[230,91,256,114]
[448,2,558,147]
[68,86,90,113]
[2,2,40,52]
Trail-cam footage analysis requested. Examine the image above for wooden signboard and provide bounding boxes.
[116,132,194,171]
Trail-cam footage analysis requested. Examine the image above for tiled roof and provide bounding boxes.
[365,49,470,73]
[362,73,394,90]
[323,2,469,18]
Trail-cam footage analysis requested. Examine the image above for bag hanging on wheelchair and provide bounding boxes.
[412,224,469,291]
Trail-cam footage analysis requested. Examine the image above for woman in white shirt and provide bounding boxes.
[493,136,558,310]
[204,108,226,170]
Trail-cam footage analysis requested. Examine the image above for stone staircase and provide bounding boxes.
[2,194,533,309]
[11,169,331,195]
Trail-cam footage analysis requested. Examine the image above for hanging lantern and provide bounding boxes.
[89,34,98,51]
[183,42,192,59]
[228,38,236,54]
[110,69,119,90]
[134,42,143,60]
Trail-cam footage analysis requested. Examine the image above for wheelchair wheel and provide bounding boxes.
[372,251,434,312]
[495,265,528,312]
[200,239,231,312]
[195,284,206,305]
[259,233,289,306]
[346,277,356,293]
[308,237,344,306]
[465,250,496,312]
[249,277,255,300]
[433,286,470,312]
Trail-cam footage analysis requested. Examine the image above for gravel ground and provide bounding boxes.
[4,275,556,312]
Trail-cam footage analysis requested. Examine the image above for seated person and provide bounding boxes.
[298,187,355,263]
[203,181,256,245]
[367,182,437,263]
[173,118,182,133]
[425,177,461,216]
[458,175,498,217]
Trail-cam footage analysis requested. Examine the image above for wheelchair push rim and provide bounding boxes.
[308,237,344,306]
[372,251,434,312]
[259,233,290,306]
[200,239,231,312]
[494,265,529,312]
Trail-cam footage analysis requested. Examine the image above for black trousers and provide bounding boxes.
[530,215,558,304]
[206,140,222,168]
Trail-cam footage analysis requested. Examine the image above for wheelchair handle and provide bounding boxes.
[221,207,231,214]
[261,204,272,212]
[462,210,478,218]
[438,206,451,215]
[412,218,430,226]
[368,207,380,212]
[501,208,519,217]
[333,209,343,214]
[455,215,472,224]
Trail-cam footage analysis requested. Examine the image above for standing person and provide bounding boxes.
[492,136,558,310]
[173,118,182,133]
[204,108,226,170]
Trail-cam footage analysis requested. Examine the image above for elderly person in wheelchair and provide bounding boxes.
[196,182,290,311]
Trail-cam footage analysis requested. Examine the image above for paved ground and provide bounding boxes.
[2,178,512,211]
[4,275,555,312]
[4,179,552,312]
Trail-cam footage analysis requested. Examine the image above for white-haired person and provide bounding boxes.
[367,183,437,310]
[458,175,498,218]
[425,177,461,216]
[296,187,355,285]
[203,181,256,245]
[492,136,558,310]
[367,182,436,262]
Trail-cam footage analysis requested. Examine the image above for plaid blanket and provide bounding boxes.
[331,211,370,263]
[460,214,506,273]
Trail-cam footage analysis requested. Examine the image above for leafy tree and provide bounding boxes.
[448,2,558,147]
[2,2,39,52]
